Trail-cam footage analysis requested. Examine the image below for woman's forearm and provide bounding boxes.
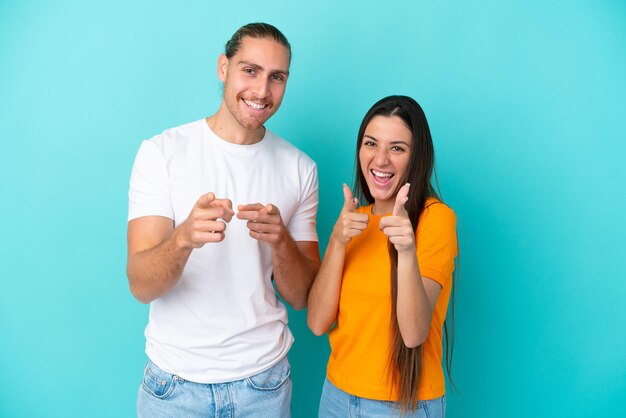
[306,236,347,335]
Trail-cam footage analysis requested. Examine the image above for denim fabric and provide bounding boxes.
[137,356,292,417]
[318,378,445,418]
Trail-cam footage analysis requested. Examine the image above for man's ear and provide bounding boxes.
[217,54,229,82]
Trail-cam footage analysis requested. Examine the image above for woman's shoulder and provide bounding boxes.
[420,198,456,224]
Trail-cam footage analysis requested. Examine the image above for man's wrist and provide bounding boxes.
[172,226,193,251]
[271,224,293,250]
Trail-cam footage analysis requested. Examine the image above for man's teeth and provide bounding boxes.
[372,170,393,178]
[243,99,267,110]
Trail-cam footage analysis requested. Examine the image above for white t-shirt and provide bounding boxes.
[128,119,318,383]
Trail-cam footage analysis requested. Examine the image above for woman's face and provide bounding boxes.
[359,115,413,214]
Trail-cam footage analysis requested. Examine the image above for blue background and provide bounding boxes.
[1,1,625,417]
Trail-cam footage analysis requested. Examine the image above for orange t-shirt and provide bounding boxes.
[327,198,457,401]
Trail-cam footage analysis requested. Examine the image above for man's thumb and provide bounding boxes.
[196,192,216,208]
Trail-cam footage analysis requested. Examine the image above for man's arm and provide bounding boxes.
[272,239,320,311]
[127,216,190,304]
[237,203,320,310]
[127,193,234,304]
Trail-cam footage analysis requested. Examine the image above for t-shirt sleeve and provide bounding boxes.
[128,139,174,221]
[287,164,319,242]
[416,203,458,287]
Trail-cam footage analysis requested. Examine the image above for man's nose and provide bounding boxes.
[252,78,270,99]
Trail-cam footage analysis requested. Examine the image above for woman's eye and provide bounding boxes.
[391,146,405,152]
[363,141,376,147]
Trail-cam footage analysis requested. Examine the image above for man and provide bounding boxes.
[127,23,320,417]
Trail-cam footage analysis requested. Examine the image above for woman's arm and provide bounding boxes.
[395,253,442,347]
[307,184,369,335]
[380,184,441,347]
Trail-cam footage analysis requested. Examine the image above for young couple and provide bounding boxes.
[127,22,457,418]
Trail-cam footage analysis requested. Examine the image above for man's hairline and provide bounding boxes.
[227,34,292,66]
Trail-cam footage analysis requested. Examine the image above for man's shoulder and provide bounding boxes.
[143,119,205,151]
[265,129,316,168]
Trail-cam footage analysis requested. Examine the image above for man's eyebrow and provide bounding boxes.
[237,60,290,76]
[237,60,263,70]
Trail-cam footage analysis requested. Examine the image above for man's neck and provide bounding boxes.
[206,105,265,145]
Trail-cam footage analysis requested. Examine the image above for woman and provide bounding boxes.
[307,95,457,417]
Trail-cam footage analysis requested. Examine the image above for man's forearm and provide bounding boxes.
[127,194,234,304]
[127,228,192,304]
[271,233,320,311]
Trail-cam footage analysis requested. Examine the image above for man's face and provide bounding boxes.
[218,36,290,131]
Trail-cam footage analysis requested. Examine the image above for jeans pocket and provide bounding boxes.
[245,357,291,391]
[422,396,445,418]
[140,361,181,399]
[381,400,425,415]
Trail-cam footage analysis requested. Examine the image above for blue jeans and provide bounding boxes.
[318,378,445,418]
[137,356,292,417]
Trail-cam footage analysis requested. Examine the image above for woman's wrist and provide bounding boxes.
[327,234,349,254]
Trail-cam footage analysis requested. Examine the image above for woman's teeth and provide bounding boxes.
[372,169,393,178]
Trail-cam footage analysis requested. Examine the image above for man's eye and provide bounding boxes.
[244,68,255,74]
[272,74,284,82]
